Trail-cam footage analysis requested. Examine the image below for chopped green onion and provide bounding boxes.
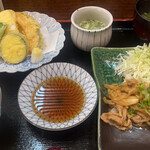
[147,87,150,93]
[142,98,148,106]
[138,83,145,91]
[148,98,150,106]
[141,90,147,96]
[142,12,150,21]
[137,103,145,109]
[128,108,136,116]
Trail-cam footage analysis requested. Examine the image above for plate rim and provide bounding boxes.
[0,11,65,73]
[18,62,98,131]
[91,47,135,150]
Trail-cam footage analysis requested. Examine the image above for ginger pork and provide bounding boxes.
[101,78,150,130]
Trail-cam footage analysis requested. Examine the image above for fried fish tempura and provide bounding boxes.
[16,12,42,54]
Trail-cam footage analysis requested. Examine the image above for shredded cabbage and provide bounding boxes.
[115,43,150,82]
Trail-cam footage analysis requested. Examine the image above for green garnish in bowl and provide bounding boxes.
[142,12,150,21]
[79,20,106,30]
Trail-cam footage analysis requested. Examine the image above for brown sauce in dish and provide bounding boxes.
[32,77,85,123]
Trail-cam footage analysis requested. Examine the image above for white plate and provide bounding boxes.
[18,63,97,131]
[0,11,65,73]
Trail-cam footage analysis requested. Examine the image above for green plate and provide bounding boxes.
[91,47,139,150]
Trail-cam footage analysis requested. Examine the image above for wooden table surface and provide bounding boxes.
[2,0,137,20]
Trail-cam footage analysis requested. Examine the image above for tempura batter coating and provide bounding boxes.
[16,12,42,54]
[0,10,19,34]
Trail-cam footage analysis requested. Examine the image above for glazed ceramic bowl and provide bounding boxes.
[18,62,97,131]
[133,0,150,41]
[70,6,113,52]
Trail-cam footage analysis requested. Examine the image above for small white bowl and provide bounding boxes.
[71,6,113,52]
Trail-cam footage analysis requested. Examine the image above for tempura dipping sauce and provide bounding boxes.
[32,77,85,123]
